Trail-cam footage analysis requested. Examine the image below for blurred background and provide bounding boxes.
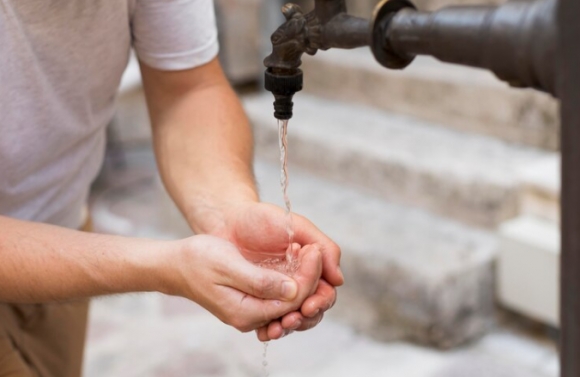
[85,0,561,376]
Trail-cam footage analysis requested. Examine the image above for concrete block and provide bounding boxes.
[244,93,553,228]
[497,216,560,326]
[518,156,560,224]
[301,49,560,150]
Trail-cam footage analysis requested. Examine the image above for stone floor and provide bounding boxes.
[84,293,559,377]
[85,144,560,377]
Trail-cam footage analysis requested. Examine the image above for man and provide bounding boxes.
[0,1,343,376]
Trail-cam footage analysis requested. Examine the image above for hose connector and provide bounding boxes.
[264,68,304,120]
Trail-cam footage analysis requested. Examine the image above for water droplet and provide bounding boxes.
[262,342,270,377]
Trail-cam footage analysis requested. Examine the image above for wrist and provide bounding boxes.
[151,236,213,301]
[121,238,178,295]
[185,188,259,236]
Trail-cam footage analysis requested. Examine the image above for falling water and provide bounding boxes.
[258,119,299,377]
[262,342,270,377]
[278,119,295,259]
[257,119,299,275]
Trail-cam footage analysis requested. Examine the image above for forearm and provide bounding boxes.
[141,59,258,235]
[0,216,168,303]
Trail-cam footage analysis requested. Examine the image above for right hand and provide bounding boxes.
[199,201,343,340]
[162,234,322,332]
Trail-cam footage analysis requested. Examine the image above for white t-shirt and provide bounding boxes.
[0,0,219,228]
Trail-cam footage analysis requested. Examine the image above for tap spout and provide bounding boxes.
[264,1,370,120]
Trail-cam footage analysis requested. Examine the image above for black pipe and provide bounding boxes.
[559,0,580,374]
[322,14,370,50]
[372,0,558,95]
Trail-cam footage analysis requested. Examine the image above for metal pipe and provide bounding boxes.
[372,0,558,95]
[262,0,577,373]
[559,0,580,373]
[321,14,370,50]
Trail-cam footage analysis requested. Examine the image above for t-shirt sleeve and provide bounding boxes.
[131,0,219,71]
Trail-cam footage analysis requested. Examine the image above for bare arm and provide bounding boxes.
[0,215,315,332]
[140,57,258,234]
[140,58,343,340]
[0,59,258,304]
[0,215,165,303]
[0,61,321,333]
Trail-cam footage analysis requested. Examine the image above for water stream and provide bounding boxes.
[259,119,297,377]
[262,341,270,377]
[278,119,295,260]
[257,119,299,274]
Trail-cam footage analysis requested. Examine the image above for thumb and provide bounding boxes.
[292,245,323,298]
[222,256,298,301]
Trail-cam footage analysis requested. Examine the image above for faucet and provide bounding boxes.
[264,0,558,120]
[263,0,371,120]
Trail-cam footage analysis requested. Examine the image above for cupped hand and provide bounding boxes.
[212,202,343,340]
[166,234,322,332]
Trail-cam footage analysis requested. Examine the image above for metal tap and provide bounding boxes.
[264,0,558,120]
[263,0,371,120]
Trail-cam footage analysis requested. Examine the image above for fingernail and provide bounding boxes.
[338,267,345,282]
[308,309,320,318]
[282,281,297,300]
[290,319,302,330]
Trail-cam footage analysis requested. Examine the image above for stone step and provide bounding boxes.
[300,48,559,150]
[86,294,558,377]
[498,155,560,327]
[254,160,498,348]
[244,93,555,228]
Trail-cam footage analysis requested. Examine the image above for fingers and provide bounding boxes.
[287,312,323,332]
[263,318,299,341]
[300,279,336,318]
[235,245,322,330]
[255,311,324,342]
[251,276,333,341]
[255,321,289,342]
[256,326,270,342]
[267,321,285,340]
[280,311,303,329]
[222,254,298,301]
[289,245,323,301]
[280,280,334,331]
[293,215,344,287]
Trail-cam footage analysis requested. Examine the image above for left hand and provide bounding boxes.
[210,201,343,341]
